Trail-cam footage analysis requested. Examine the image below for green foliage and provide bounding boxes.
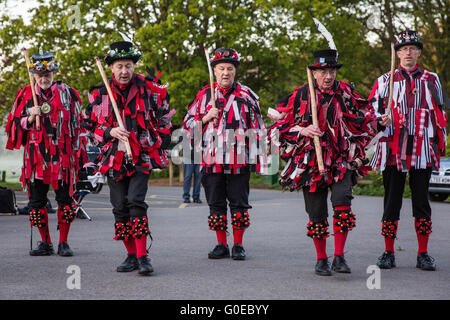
[353,171,413,198]
[0,0,448,130]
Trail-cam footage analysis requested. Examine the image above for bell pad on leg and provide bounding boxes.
[307,220,330,240]
[231,211,250,230]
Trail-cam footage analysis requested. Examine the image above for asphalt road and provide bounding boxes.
[1,185,449,301]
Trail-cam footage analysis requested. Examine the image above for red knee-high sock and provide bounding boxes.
[57,207,71,243]
[233,228,245,245]
[58,224,71,243]
[38,226,52,244]
[385,237,395,253]
[216,230,227,246]
[334,231,348,257]
[135,237,147,258]
[123,238,137,255]
[313,238,328,260]
[381,220,398,253]
[36,209,51,243]
[415,219,431,254]
[416,233,429,254]
[333,205,350,257]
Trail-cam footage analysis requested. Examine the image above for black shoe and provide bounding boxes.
[30,242,54,256]
[416,253,436,271]
[137,256,154,275]
[377,251,396,269]
[57,242,74,257]
[332,255,351,273]
[183,199,191,203]
[193,198,202,204]
[315,258,332,276]
[208,243,230,259]
[116,254,139,272]
[231,244,246,260]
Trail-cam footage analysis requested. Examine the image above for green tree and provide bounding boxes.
[0,0,447,130]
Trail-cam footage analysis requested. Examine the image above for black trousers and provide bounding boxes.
[302,172,354,223]
[29,179,72,210]
[201,172,252,216]
[107,171,149,223]
[382,166,432,222]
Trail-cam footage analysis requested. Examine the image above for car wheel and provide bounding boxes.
[429,193,449,202]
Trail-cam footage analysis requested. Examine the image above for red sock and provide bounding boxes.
[385,237,395,253]
[333,205,350,257]
[36,209,51,243]
[334,205,350,211]
[123,238,137,255]
[334,231,348,257]
[233,228,245,245]
[58,223,70,243]
[135,237,147,258]
[416,233,429,254]
[313,238,328,260]
[216,230,227,246]
[38,226,52,244]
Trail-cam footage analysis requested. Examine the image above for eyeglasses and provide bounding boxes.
[398,47,420,53]
[316,69,337,76]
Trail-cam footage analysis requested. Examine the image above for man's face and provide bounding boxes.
[110,59,135,85]
[312,68,337,90]
[214,63,236,89]
[396,45,421,69]
[33,72,54,90]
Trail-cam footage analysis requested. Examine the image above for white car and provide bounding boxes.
[429,157,450,201]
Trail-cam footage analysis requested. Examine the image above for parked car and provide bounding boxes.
[429,157,450,202]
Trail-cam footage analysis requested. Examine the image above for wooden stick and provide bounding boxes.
[204,48,219,127]
[306,67,326,175]
[386,42,395,115]
[22,49,40,130]
[95,58,133,159]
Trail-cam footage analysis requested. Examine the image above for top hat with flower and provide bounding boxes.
[210,48,240,68]
[104,41,142,66]
[28,52,59,74]
[308,49,343,70]
[394,30,423,51]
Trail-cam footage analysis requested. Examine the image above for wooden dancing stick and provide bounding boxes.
[23,49,41,130]
[386,42,395,115]
[306,67,326,175]
[95,57,133,160]
[204,48,219,127]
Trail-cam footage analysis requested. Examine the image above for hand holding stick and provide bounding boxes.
[95,58,133,161]
[23,49,40,130]
[306,67,326,175]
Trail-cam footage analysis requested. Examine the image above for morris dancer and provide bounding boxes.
[182,48,266,260]
[267,49,382,276]
[5,51,86,256]
[83,41,174,275]
[369,30,447,271]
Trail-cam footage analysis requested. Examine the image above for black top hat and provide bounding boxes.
[308,49,342,70]
[210,48,240,68]
[104,41,142,65]
[394,30,423,51]
[29,52,59,74]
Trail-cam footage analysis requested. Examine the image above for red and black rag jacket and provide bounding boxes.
[368,64,447,172]
[267,80,377,192]
[83,73,174,181]
[182,82,266,175]
[5,81,87,195]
